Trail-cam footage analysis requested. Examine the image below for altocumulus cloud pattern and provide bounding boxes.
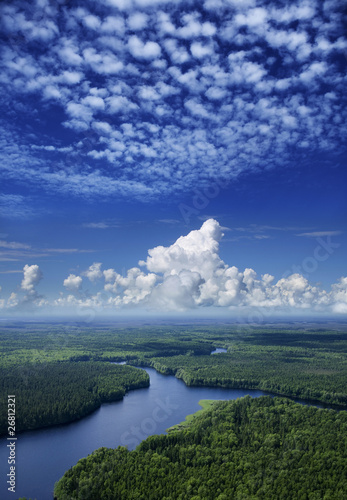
[2,219,347,314]
[0,0,346,199]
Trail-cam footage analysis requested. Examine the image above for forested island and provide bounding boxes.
[54,396,347,499]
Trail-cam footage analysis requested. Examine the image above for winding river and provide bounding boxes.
[0,359,328,500]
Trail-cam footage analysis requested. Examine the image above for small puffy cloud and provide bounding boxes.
[21,264,43,293]
[128,12,148,31]
[104,267,158,304]
[101,16,125,34]
[63,274,82,292]
[205,86,227,100]
[92,121,113,135]
[84,262,103,282]
[106,95,138,114]
[7,292,19,308]
[66,101,93,122]
[59,71,83,85]
[43,85,62,100]
[235,7,268,28]
[128,36,161,60]
[190,42,214,59]
[300,62,327,83]
[184,99,210,118]
[103,268,118,283]
[331,277,347,314]
[82,95,105,110]
[164,39,190,64]
[138,86,161,101]
[83,14,101,30]
[229,61,267,84]
[57,43,83,66]
[82,48,123,74]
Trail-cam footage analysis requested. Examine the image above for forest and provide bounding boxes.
[0,362,149,435]
[54,395,347,499]
[134,343,347,406]
[1,322,347,435]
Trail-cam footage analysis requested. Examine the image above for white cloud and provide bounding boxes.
[84,262,103,282]
[43,85,62,100]
[57,43,83,66]
[63,274,83,292]
[235,7,268,28]
[297,231,342,237]
[177,15,203,39]
[300,62,328,83]
[1,220,346,314]
[82,95,105,110]
[135,219,343,312]
[184,99,210,118]
[0,194,35,219]
[0,0,346,202]
[59,71,83,85]
[202,22,217,36]
[270,4,315,23]
[128,12,148,31]
[164,39,190,64]
[106,95,138,114]
[84,222,110,229]
[7,292,19,308]
[66,102,93,122]
[92,121,113,135]
[83,48,124,74]
[138,86,161,100]
[331,277,347,314]
[0,240,31,250]
[21,264,43,294]
[229,61,267,84]
[101,16,125,34]
[190,42,214,59]
[148,272,202,310]
[141,219,224,278]
[128,36,161,60]
[205,86,227,100]
[83,14,101,30]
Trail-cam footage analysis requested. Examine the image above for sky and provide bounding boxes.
[0,0,346,320]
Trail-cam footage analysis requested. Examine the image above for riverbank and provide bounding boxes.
[0,367,269,499]
[0,362,149,437]
[54,395,347,499]
[167,399,216,432]
[130,340,347,408]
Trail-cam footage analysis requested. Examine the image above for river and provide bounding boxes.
[0,363,327,500]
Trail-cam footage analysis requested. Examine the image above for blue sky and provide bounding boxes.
[0,0,346,318]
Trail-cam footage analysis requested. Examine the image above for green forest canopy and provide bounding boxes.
[54,396,347,500]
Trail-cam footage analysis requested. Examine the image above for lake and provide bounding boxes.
[0,365,326,500]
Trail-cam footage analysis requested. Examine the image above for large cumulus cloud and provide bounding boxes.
[1,219,346,314]
[51,219,346,314]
